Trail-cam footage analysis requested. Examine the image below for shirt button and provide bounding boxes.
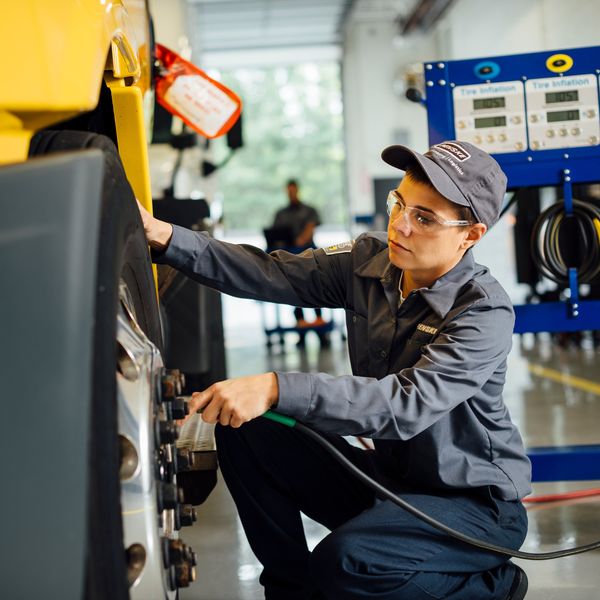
[352,315,357,323]
[380,350,387,358]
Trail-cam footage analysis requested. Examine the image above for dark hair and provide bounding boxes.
[404,163,474,224]
[286,179,298,188]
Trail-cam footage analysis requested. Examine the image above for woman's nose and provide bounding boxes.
[391,212,412,236]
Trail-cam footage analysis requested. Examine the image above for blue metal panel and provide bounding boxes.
[528,445,600,482]
[490,150,600,187]
[513,300,600,333]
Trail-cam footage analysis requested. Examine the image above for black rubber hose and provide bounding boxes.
[294,421,600,560]
[531,199,600,284]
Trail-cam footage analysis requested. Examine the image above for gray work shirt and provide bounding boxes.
[155,226,532,501]
[273,202,320,241]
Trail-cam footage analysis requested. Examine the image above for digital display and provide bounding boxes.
[474,116,507,129]
[547,109,580,122]
[545,91,579,104]
[473,97,506,110]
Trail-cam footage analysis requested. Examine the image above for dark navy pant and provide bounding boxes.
[215,418,528,600]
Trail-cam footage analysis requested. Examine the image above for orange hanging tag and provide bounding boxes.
[155,43,242,138]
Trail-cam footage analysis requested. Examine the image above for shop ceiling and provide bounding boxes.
[185,0,454,55]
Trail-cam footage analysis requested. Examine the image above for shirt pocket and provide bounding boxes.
[347,312,369,375]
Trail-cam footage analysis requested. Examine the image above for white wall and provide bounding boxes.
[342,16,437,218]
[149,0,189,53]
[342,0,600,218]
[148,0,219,204]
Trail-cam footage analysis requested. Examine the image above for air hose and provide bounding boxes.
[261,410,600,560]
[531,199,600,284]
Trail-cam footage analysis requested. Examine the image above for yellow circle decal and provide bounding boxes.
[546,53,573,73]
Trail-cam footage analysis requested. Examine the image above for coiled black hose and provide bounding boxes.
[531,199,600,284]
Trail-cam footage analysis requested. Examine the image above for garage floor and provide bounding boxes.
[180,224,600,600]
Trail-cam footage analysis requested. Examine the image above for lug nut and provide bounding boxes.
[161,368,184,400]
[168,539,195,564]
[161,377,177,400]
[175,448,195,472]
[175,503,197,529]
[167,538,185,562]
[175,561,196,587]
[165,538,189,563]
[175,369,186,390]
[159,421,180,445]
[171,397,189,420]
[157,481,179,511]
[186,547,198,567]
[162,538,198,587]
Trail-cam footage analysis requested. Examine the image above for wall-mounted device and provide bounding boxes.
[419,46,600,335]
[422,46,600,187]
[416,46,600,484]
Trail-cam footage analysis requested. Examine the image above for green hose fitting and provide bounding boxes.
[262,410,297,427]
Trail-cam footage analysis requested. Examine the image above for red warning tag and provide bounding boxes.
[155,43,242,138]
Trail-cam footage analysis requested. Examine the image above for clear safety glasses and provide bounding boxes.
[386,190,470,234]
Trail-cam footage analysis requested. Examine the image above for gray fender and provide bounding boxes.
[0,151,103,599]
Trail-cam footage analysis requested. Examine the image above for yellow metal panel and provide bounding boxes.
[109,82,152,208]
[108,80,159,292]
[0,131,34,165]
[0,1,150,133]
[0,112,31,164]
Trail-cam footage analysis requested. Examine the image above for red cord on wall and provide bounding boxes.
[523,488,600,503]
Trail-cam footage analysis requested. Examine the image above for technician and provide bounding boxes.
[272,178,321,251]
[271,178,327,344]
[139,140,531,600]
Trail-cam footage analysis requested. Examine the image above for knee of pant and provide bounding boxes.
[215,419,268,458]
[309,530,357,595]
[214,419,255,443]
[214,422,231,444]
[214,422,246,461]
[311,532,415,599]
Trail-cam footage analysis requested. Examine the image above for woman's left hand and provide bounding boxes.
[188,373,280,428]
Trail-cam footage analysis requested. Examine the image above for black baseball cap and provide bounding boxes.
[381,140,507,228]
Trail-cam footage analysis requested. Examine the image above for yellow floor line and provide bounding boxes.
[122,508,147,516]
[527,363,600,396]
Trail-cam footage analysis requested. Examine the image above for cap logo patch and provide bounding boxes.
[429,148,465,175]
[434,142,471,162]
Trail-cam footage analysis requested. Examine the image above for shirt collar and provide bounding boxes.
[419,250,477,318]
[354,247,390,279]
[355,248,477,318]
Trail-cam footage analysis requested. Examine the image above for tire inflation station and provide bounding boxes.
[416,45,600,482]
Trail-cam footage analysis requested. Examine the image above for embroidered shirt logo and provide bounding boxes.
[416,323,438,335]
[434,142,471,162]
[323,240,354,255]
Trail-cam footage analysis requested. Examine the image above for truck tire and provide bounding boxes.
[29,131,190,599]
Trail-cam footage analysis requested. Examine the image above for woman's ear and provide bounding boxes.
[460,223,487,250]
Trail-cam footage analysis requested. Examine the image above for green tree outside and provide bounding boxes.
[213,62,347,233]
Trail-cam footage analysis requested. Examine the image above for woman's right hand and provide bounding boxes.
[136,199,174,251]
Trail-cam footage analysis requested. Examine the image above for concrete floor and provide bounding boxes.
[180,224,600,599]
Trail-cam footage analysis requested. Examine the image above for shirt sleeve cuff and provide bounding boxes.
[273,371,314,419]
[151,224,209,269]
